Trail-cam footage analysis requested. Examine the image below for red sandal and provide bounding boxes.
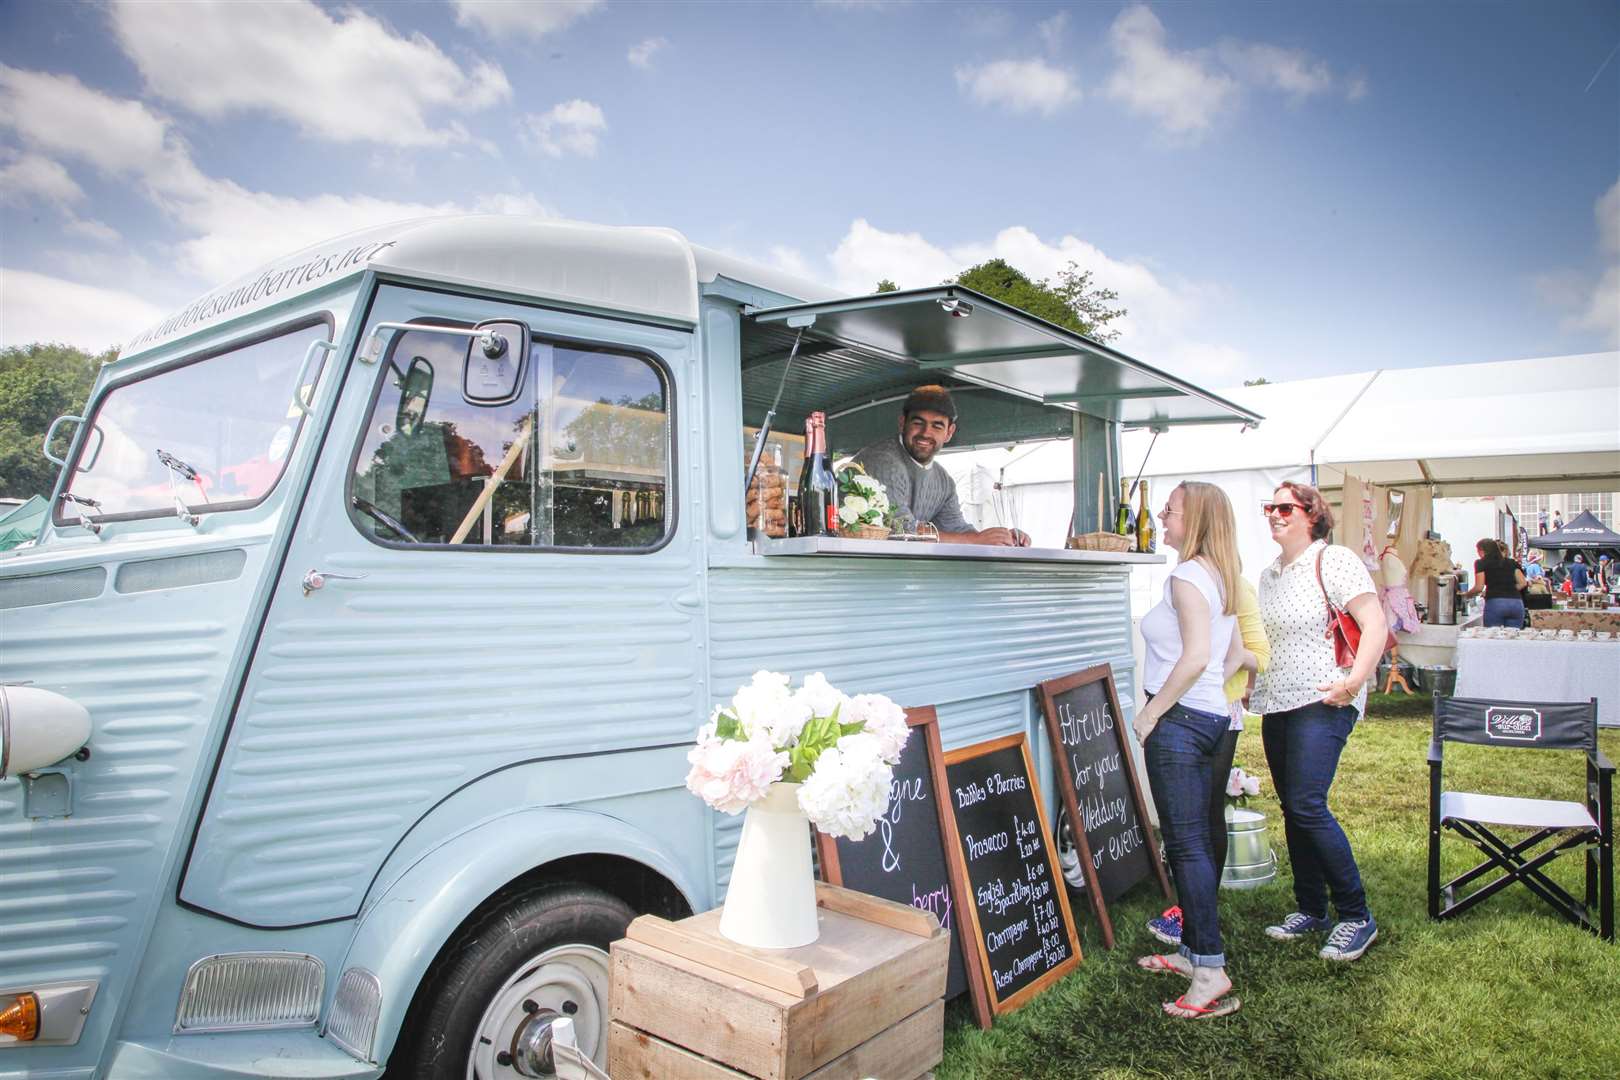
[1165,993,1241,1019]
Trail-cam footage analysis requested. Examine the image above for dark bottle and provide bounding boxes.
[797,411,839,537]
[1136,480,1156,554]
[1115,477,1134,537]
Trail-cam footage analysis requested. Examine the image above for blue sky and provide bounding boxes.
[1,0,1615,386]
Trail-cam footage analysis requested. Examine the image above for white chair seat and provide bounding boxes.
[1441,791,1596,831]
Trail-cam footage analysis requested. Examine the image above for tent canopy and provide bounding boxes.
[1528,509,1620,550]
[0,495,48,552]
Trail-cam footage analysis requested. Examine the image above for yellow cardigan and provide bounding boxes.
[1224,577,1271,704]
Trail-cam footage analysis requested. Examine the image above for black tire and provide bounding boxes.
[390,882,635,1080]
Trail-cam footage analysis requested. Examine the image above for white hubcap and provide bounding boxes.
[466,944,612,1080]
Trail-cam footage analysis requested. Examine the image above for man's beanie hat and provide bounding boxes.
[903,385,957,421]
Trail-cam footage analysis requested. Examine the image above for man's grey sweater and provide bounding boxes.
[851,436,970,534]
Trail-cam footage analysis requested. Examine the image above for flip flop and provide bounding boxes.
[1164,993,1241,1019]
[1135,954,1191,978]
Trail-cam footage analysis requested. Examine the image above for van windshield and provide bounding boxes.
[59,321,331,522]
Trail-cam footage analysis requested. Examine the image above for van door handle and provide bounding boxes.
[671,587,702,612]
[302,569,368,596]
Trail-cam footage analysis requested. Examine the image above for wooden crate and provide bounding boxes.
[610,883,948,1080]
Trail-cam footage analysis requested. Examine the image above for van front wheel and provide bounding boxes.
[398,883,634,1080]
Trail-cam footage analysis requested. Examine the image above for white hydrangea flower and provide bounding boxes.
[844,693,909,764]
[794,671,848,722]
[844,495,869,517]
[838,503,861,525]
[796,739,894,840]
[732,670,809,746]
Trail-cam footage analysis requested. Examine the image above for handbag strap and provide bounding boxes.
[1314,546,1345,622]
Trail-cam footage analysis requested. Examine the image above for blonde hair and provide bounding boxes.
[1174,481,1241,615]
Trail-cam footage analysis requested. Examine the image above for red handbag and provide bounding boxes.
[1316,548,1397,667]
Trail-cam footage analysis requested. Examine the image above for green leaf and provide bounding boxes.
[714,711,744,741]
[839,720,865,737]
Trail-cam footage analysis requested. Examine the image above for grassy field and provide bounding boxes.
[938,700,1620,1080]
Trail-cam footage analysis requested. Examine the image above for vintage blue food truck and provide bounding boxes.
[0,216,1258,1078]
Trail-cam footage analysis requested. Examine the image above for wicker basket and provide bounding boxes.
[1066,531,1133,553]
[840,524,893,541]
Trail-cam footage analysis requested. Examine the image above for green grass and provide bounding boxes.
[938,713,1620,1080]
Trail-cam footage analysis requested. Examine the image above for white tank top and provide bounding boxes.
[1140,559,1236,715]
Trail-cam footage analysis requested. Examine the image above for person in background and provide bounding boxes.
[1569,553,1590,592]
[1538,509,1548,536]
[1460,538,1527,628]
[1146,573,1268,952]
[1598,553,1615,594]
[1251,481,1387,963]
[1132,481,1246,1018]
[1553,510,1564,532]
[1524,552,1545,581]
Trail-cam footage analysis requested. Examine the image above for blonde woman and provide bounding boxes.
[1132,481,1247,1019]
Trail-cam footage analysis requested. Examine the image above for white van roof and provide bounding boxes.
[122,215,839,359]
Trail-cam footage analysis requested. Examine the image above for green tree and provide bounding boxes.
[952,258,1126,343]
[1243,377,1270,386]
[874,279,898,293]
[0,342,110,499]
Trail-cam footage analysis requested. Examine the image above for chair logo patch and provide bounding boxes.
[1485,707,1542,741]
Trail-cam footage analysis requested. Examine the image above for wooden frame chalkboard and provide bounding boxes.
[815,707,994,1030]
[943,733,1083,1017]
[1036,664,1172,951]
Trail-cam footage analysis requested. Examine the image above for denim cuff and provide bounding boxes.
[1179,944,1226,968]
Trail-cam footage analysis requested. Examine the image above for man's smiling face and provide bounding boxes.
[901,408,955,465]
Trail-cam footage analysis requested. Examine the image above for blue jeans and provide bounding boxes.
[1483,597,1526,628]
[1261,702,1370,923]
[1144,702,1230,967]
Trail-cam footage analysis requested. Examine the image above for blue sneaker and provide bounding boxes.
[1265,911,1331,941]
[1319,917,1378,961]
[1146,905,1182,946]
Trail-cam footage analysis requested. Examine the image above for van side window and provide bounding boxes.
[349,329,671,550]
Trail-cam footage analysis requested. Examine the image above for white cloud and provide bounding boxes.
[0,152,85,206]
[1534,178,1620,348]
[955,58,1080,115]
[1217,41,1335,100]
[521,100,607,158]
[453,0,603,39]
[1038,12,1068,53]
[109,1,510,148]
[629,36,668,69]
[62,217,121,244]
[1,268,167,351]
[826,219,1251,381]
[1598,176,1620,255]
[1104,5,1237,137]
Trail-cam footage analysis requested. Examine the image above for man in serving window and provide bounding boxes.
[851,385,1030,547]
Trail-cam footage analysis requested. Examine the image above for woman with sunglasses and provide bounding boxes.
[1132,481,1247,1019]
[1251,482,1386,962]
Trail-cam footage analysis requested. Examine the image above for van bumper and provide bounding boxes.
[101,1031,381,1080]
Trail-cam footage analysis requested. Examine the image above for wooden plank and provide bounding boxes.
[800,999,943,1080]
[783,927,949,1077]
[626,914,818,998]
[814,881,942,938]
[609,1000,944,1080]
[612,939,792,1080]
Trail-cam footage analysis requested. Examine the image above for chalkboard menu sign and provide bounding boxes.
[943,733,1082,1016]
[816,708,992,1029]
[1037,664,1171,950]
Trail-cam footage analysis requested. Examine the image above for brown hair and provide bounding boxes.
[1477,538,1503,561]
[1175,481,1241,615]
[1276,481,1334,540]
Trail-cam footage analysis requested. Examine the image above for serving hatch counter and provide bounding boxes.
[741,535,1167,565]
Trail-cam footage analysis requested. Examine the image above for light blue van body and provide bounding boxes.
[0,217,1250,1078]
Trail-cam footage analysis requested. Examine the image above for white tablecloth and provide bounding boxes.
[1455,638,1620,727]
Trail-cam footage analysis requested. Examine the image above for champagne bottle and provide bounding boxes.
[1136,480,1155,554]
[1115,478,1134,536]
[797,411,839,537]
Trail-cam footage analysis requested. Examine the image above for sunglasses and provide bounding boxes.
[1262,502,1304,517]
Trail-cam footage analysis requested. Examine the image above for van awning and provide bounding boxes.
[745,286,1261,431]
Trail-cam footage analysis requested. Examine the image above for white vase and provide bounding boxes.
[719,781,820,949]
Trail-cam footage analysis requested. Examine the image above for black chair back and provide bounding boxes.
[1433,695,1597,752]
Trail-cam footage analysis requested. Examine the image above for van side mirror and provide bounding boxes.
[463,320,529,406]
[396,357,435,437]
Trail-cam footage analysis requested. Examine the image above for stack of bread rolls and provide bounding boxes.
[748,465,788,537]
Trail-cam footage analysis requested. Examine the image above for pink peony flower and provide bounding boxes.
[685,735,789,815]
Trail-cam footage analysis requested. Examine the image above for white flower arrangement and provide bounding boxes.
[1225,766,1262,806]
[685,671,910,840]
[834,463,892,528]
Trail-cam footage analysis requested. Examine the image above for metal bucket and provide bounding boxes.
[1419,665,1457,696]
[1221,807,1277,889]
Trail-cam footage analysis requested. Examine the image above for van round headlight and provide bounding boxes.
[0,686,90,780]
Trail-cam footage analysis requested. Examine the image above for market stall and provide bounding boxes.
[1455,628,1620,727]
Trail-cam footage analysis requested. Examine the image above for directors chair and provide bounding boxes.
[1428,695,1612,942]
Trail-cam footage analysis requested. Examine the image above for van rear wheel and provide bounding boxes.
[397,883,634,1080]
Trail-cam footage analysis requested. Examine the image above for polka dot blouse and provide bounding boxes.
[1251,540,1378,716]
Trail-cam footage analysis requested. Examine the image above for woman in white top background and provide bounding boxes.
[1132,481,1249,1019]
[1250,481,1387,963]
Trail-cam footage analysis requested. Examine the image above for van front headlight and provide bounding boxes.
[0,686,90,780]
